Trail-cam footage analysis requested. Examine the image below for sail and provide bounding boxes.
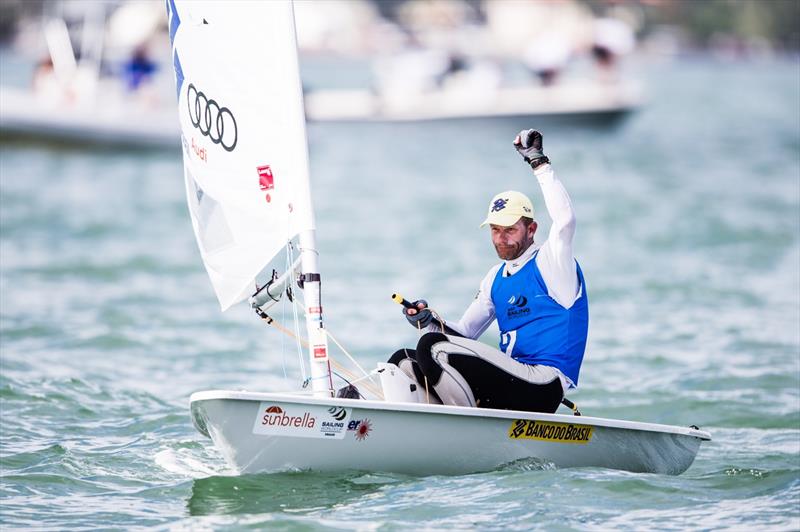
[166,0,314,310]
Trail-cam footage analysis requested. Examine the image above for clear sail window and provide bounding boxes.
[185,170,234,254]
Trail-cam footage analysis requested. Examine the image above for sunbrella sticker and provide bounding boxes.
[253,403,351,439]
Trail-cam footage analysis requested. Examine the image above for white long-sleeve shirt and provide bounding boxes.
[441,164,579,340]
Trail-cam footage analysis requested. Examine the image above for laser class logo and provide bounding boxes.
[491,198,509,212]
[257,165,274,203]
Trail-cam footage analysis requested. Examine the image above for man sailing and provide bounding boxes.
[388,129,588,413]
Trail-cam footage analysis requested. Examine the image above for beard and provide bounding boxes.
[494,239,530,261]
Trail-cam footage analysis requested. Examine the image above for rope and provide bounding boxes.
[261,284,451,403]
[256,308,383,399]
[256,310,308,348]
[286,294,377,388]
[330,359,384,399]
[326,328,380,388]
[413,307,448,336]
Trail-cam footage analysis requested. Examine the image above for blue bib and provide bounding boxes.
[490,252,589,385]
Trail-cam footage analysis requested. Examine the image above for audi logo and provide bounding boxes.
[187,83,238,152]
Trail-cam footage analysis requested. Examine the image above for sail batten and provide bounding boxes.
[169,0,313,310]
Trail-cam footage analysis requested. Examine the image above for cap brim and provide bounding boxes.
[480,213,523,228]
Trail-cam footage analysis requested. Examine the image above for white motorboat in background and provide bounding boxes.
[1,1,643,150]
[0,85,179,149]
[0,3,179,149]
[302,9,643,125]
[303,79,643,124]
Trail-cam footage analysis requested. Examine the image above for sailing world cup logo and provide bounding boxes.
[187,83,238,152]
[506,294,530,318]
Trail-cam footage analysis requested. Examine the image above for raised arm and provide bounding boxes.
[514,130,578,308]
[536,164,577,277]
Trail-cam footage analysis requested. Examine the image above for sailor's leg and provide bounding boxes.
[388,348,420,381]
[415,333,477,407]
[387,348,442,404]
[415,332,564,413]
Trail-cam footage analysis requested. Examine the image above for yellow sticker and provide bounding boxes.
[508,419,593,444]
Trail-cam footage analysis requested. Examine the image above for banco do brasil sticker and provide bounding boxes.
[508,419,593,444]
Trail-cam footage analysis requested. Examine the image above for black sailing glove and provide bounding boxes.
[404,299,433,329]
[514,129,550,169]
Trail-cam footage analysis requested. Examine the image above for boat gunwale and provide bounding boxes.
[190,389,712,441]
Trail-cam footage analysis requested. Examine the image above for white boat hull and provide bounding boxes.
[190,390,710,476]
[0,87,179,149]
[303,81,643,124]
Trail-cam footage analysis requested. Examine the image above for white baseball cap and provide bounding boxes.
[480,190,535,227]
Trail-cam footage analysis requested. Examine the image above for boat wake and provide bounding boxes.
[154,446,233,479]
[501,457,558,472]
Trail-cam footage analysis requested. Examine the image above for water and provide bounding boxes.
[1,58,799,530]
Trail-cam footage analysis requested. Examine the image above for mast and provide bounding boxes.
[298,231,332,397]
[288,4,331,397]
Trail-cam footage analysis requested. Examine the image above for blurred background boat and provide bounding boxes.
[1,0,648,148]
[0,84,178,149]
[303,79,643,124]
[302,2,643,124]
[0,0,178,149]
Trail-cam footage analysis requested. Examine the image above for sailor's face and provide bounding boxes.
[490,219,536,260]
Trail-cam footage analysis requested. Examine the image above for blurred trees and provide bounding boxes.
[2,0,798,53]
[634,0,800,51]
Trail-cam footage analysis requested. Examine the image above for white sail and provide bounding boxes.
[167,0,313,310]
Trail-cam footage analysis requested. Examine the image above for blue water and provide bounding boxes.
[1,57,799,529]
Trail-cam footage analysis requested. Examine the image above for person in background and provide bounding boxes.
[387,129,589,413]
[523,31,572,86]
[122,44,157,92]
[591,17,635,81]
